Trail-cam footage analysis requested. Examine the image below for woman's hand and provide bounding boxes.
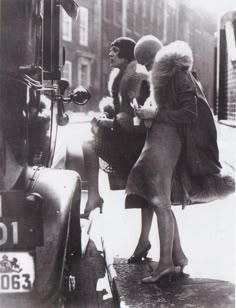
[96,114,114,128]
[135,106,157,120]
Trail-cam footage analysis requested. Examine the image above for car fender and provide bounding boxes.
[26,166,81,302]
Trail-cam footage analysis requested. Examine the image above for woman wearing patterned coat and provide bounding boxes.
[81,37,149,218]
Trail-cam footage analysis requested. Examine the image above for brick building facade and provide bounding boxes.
[60,0,102,111]
[178,1,216,108]
[60,0,219,112]
[100,0,217,109]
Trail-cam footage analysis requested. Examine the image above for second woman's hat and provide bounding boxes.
[111,37,136,61]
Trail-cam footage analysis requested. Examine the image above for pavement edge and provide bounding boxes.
[101,236,123,307]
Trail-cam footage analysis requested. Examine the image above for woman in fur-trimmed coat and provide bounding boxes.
[81,37,149,218]
[95,58,149,176]
[125,39,235,283]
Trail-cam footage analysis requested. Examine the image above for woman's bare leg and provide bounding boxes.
[130,208,187,266]
[153,203,175,272]
[142,176,176,284]
[134,206,154,254]
[141,124,181,283]
[172,211,188,269]
[82,141,102,213]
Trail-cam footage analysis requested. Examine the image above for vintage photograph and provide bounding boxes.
[0,0,235,307]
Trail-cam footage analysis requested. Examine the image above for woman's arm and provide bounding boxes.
[96,115,114,128]
[155,70,198,124]
[135,71,198,124]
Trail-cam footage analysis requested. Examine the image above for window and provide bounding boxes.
[103,0,113,21]
[133,0,139,33]
[142,0,152,33]
[143,0,147,18]
[114,0,121,26]
[78,57,91,88]
[225,21,236,62]
[136,0,143,34]
[183,20,190,42]
[62,8,72,41]
[62,60,72,85]
[150,0,154,25]
[127,0,134,31]
[168,0,176,9]
[79,7,88,46]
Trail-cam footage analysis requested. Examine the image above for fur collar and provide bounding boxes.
[108,60,148,98]
[151,41,193,106]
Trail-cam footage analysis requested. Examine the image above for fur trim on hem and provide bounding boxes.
[126,173,235,209]
[172,163,235,207]
[189,173,235,204]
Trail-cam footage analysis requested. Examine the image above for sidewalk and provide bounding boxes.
[99,178,235,307]
[110,259,234,308]
[215,121,236,169]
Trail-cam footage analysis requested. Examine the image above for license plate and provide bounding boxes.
[0,252,35,293]
[0,191,44,249]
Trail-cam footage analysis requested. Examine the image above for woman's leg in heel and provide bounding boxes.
[82,141,102,212]
[134,205,154,255]
[142,200,175,284]
[154,202,175,272]
[172,210,188,268]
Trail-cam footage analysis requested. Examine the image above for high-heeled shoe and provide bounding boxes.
[80,198,104,219]
[128,242,151,263]
[141,266,175,284]
[174,257,188,274]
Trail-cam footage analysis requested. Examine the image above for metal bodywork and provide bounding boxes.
[0,0,83,306]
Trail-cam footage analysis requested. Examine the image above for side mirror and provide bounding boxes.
[70,86,91,105]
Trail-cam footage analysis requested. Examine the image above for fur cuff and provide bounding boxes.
[99,97,115,118]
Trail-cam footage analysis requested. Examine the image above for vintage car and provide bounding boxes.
[0,0,89,307]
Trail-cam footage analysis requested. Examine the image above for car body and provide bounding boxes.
[0,0,86,306]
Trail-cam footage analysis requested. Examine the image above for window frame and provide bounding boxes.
[79,6,89,46]
[77,57,91,88]
[61,8,72,42]
[62,60,72,86]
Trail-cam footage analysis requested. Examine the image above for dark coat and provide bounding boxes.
[151,41,221,177]
[156,70,222,177]
[126,41,234,208]
[93,61,149,177]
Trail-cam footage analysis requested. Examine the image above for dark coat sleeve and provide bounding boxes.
[155,70,198,124]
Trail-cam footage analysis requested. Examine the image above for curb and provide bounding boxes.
[101,238,155,308]
[218,120,236,128]
[101,236,122,306]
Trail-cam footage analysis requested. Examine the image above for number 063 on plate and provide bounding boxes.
[0,252,35,293]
